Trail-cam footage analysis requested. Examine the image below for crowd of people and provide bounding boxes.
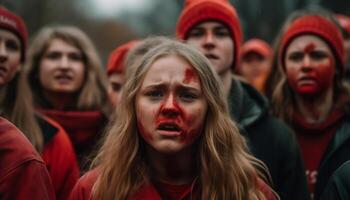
[1,0,350,199]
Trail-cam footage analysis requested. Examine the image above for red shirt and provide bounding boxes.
[0,117,55,199]
[292,110,344,198]
[41,116,80,200]
[69,168,277,200]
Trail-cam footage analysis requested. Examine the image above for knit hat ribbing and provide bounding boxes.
[0,7,28,62]
[176,0,242,70]
[107,40,139,76]
[279,15,345,75]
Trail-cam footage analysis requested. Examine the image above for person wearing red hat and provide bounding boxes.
[176,0,309,200]
[107,40,138,107]
[0,6,79,200]
[238,38,273,95]
[271,8,350,200]
[25,26,111,173]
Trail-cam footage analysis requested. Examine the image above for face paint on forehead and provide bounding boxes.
[183,68,198,84]
[304,43,316,54]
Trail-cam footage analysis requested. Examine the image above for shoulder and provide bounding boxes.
[320,160,350,200]
[70,168,100,200]
[257,178,279,200]
[0,117,44,177]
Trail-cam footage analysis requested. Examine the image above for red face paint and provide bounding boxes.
[304,43,316,54]
[183,68,197,84]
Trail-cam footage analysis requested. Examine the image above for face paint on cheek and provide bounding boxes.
[179,109,204,144]
[304,43,316,54]
[314,58,335,90]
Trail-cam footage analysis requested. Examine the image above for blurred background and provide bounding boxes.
[1,0,350,65]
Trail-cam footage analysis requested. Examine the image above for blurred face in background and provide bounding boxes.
[0,29,21,87]
[135,55,207,154]
[186,21,234,76]
[284,35,335,96]
[108,72,124,107]
[240,51,271,85]
[39,38,85,96]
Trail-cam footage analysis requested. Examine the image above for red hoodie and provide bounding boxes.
[69,168,277,200]
[0,117,55,199]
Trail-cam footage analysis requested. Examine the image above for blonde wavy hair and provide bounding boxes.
[24,26,110,112]
[92,40,269,200]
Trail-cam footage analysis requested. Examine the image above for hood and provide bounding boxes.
[228,78,270,128]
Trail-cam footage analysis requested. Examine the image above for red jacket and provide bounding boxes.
[39,109,107,170]
[39,115,80,200]
[69,168,277,200]
[0,117,55,200]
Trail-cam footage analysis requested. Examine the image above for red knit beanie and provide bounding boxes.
[107,40,139,76]
[279,15,345,75]
[0,6,28,62]
[176,0,242,70]
[241,38,272,58]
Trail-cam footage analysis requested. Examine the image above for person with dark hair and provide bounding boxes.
[176,0,309,199]
[0,6,79,200]
[271,8,350,200]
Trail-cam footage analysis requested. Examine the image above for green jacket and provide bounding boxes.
[228,79,310,200]
[315,120,350,200]
[320,160,350,200]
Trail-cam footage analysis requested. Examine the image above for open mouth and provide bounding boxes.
[157,122,182,136]
[55,74,73,81]
[205,53,219,60]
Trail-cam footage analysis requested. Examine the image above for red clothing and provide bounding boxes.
[69,168,277,200]
[0,117,55,199]
[39,109,106,169]
[40,115,80,200]
[292,110,344,197]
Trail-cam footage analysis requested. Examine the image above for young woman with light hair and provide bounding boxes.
[70,40,277,200]
[25,26,111,170]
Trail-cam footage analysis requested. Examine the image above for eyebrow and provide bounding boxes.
[142,82,201,92]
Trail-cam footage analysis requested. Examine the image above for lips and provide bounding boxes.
[205,53,219,60]
[54,74,73,82]
[157,122,182,136]
[298,76,317,85]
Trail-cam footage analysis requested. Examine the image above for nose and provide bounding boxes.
[58,55,70,69]
[0,42,8,63]
[301,55,312,72]
[160,94,180,118]
[202,31,215,50]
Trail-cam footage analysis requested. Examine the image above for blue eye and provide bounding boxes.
[145,90,163,100]
[180,92,198,102]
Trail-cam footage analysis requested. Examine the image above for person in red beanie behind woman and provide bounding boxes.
[107,40,138,107]
[0,6,79,200]
[176,0,309,199]
[25,26,111,172]
[70,40,277,200]
[237,38,272,95]
[271,8,350,200]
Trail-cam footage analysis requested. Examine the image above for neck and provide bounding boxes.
[43,91,75,110]
[295,88,334,124]
[219,70,233,98]
[147,145,197,185]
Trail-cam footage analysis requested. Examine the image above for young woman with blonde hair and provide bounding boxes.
[0,7,79,200]
[25,26,111,170]
[70,40,277,200]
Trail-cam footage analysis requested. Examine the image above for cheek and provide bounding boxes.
[136,100,155,141]
[315,60,335,88]
[75,64,85,84]
[181,105,207,143]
